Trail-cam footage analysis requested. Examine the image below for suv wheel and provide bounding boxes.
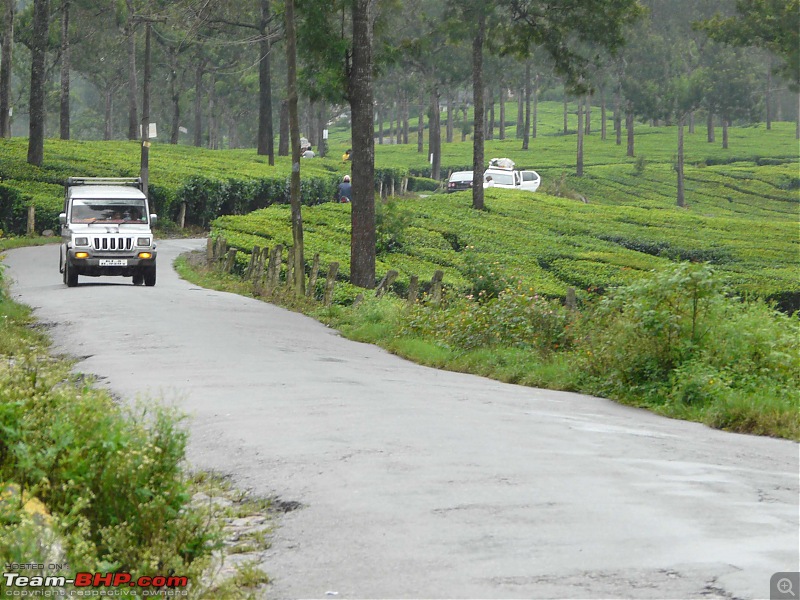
[132,272,144,285]
[143,266,156,287]
[65,260,78,287]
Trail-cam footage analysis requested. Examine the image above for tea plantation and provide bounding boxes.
[1,101,797,310]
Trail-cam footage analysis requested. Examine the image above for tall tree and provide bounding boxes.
[27,0,50,166]
[0,0,14,137]
[124,0,138,140]
[258,0,275,163]
[296,0,385,288]
[471,5,486,209]
[285,0,304,294]
[349,0,377,287]
[59,0,70,139]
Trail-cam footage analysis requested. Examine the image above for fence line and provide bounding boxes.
[208,237,451,307]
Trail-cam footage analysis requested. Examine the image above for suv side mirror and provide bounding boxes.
[59,213,66,226]
[149,214,158,225]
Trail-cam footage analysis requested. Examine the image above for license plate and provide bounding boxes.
[99,259,128,267]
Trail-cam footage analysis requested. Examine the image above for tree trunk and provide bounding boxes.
[585,94,591,135]
[377,105,383,144]
[600,87,607,141]
[257,0,274,164]
[614,87,621,145]
[471,8,485,211]
[446,93,453,143]
[103,89,113,140]
[388,101,394,144]
[765,58,772,130]
[522,61,531,150]
[278,100,289,155]
[59,0,70,140]
[515,87,523,138]
[532,74,538,139]
[125,1,138,140]
[487,87,494,140]
[626,103,634,157]
[499,86,505,140]
[27,0,49,167]
[676,116,685,207]
[417,86,424,153]
[169,47,180,144]
[429,85,440,180]
[0,0,14,138]
[317,103,327,157]
[208,72,218,149]
[722,118,729,149]
[707,111,715,143]
[349,0,376,288]
[563,94,569,134]
[402,92,409,144]
[139,22,152,193]
[193,61,204,147]
[576,96,584,176]
[688,111,694,134]
[285,0,304,295]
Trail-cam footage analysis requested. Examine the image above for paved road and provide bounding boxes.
[4,240,798,599]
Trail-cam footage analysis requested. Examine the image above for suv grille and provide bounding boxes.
[93,236,134,252]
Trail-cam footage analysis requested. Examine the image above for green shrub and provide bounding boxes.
[580,263,800,411]
[403,282,573,354]
[0,354,216,575]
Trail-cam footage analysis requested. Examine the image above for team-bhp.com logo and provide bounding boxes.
[3,571,188,596]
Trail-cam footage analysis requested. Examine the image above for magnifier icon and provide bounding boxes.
[778,578,796,597]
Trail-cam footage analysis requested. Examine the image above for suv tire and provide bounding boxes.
[65,260,78,287]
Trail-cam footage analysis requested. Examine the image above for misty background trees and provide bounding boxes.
[0,0,795,148]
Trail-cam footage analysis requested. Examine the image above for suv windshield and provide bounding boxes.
[71,199,147,224]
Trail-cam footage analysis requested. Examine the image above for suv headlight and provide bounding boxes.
[74,237,89,246]
[137,237,151,246]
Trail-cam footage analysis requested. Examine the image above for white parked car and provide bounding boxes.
[483,158,541,192]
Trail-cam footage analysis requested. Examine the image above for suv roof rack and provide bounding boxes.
[487,158,515,170]
[66,177,143,191]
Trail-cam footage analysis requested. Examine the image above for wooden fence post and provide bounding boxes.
[252,247,268,296]
[285,246,295,289]
[26,205,35,236]
[324,262,339,306]
[223,248,237,273]
[375,270,398,297]
[206,238,214,264]
[306,253,320,298]
[244,246,259,279]
[265,244,283,294]
[178,202,187,229]
[407,275,419,305]
[214,237,227,264]
[430,270,444,305]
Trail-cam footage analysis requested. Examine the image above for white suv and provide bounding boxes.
[59,177,158,287]
[484,158,540,192]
